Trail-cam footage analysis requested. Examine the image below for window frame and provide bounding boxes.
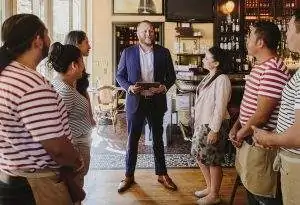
[11,0,87,42]
[8,0,91,74]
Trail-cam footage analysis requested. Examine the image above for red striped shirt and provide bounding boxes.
[0,61,72,172]
[239,57,289,130]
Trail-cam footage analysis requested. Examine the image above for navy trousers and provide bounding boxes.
[125,98,167,176]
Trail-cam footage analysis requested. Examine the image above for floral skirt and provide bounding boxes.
[191,120,230,166]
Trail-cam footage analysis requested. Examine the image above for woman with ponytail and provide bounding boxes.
[48,42,93,205]
[0,14,83,205]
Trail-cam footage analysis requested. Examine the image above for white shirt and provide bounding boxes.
[139,46,154,96]
[139,46,154,82]
[194,74,231,132]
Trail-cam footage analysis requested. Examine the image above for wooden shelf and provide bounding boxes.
[175,35,203,39]
[176,53,205,56]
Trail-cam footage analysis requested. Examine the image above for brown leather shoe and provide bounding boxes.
[117,176,135,193]
[158,175,177,191]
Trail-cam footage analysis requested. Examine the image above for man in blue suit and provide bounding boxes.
[116,20,177,193]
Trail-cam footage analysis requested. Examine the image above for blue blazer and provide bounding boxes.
[116,44,176,114]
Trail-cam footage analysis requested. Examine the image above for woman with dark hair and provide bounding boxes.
[0,14,83,205]
[64,30,96,127]
[191,46,231,205]
[48,42,93,205]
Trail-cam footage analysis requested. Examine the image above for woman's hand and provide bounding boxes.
[229,126,242,148]
[207,131,218,144]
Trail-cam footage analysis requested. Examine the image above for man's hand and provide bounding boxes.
[229,126,242,148]
[236,127,249,142]
[207,131,218,144]
[74,155,85,173]
[149,85,166,94]
[252,126,274,148]
[129,84,143,94]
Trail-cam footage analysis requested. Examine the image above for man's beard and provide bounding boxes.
[142,38,154,46]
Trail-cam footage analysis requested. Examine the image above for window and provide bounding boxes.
[35,0,46,23]
[17,0,33,14]
[16,0,86,43]
[0,0,4,45]
[12,0,88,78]
[0,0,3,24]
[52,0,85,42]
[53,0,70,42]
[72,0,81,30]
[17,0,46,23]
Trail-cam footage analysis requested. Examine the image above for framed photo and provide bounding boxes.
[113,0,164,15]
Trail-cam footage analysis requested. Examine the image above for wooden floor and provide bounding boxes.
[83,168,246,205]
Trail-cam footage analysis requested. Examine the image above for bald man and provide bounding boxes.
[116,20,177,193]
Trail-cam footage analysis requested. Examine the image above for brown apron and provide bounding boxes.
[235,142,278,197]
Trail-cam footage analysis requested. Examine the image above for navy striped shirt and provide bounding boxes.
[52,77,92,139]
[276,69,300,154]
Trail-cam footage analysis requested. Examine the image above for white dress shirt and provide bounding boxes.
[139,46,154,96]
[139,46,154,82]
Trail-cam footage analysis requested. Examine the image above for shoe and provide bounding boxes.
[194,189,209,198]
[117,176,135,193]
[158,175,177,191]
[196,196,221,205]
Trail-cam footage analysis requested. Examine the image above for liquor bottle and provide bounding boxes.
[129,27,134,45]
[225,20,229,32]
[232,19,236,32]
[220,37,224,49]
[236,19,240,32]
[227,37,232,50]
[235,54,242,72]
[235,37,240,50]
[231,36,235,50]
[220,20,224,33]
[224,37,228,50]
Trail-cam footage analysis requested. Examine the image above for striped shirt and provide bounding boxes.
[52,77,92,140]
[276,69,300,154]
[239,57,289,130]
[0,61,72,173]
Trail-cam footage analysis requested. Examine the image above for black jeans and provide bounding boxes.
[0,174,35,205]
[125,98,167,176]
[247,190,282,205]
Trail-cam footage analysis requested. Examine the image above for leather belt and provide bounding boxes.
[140,95,153,100]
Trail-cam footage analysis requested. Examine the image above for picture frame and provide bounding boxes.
[113,0,164,15]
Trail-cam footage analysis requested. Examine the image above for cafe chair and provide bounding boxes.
[94,85,118,133]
